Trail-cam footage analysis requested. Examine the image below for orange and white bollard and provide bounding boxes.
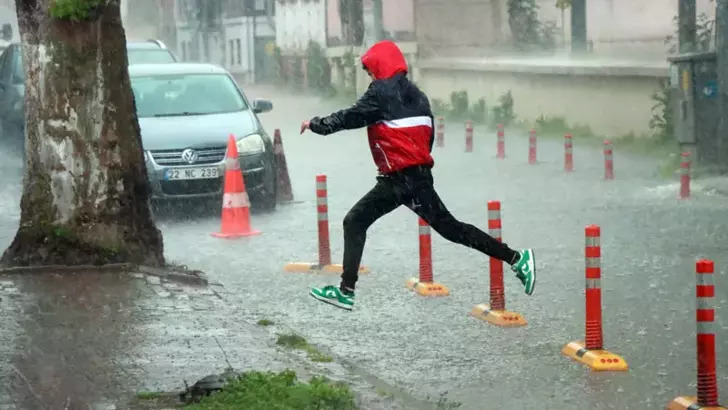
[465,120,473,152]
[668,260,727,410]
[316,175,331,267]
[496,124,505,159]
[680,152,691,199]
[284,175,369,274]
[562,225,628,371]
[436,116,445,147]
[470,201,526,326]
[212,134,261,238]
[406,218,449,296]
[604,139,614,180]
[564,134,574,172]
[528,129,537,165]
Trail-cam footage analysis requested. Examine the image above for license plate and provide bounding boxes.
[164,167,220,180]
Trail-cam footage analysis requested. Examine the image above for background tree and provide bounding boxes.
[507,0,541,51]
[1,0,165,267]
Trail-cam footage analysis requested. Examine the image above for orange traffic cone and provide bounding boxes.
[211,134,261,238]
[274,129,294,203]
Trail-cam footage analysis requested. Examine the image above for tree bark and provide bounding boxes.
[1,0,165,267]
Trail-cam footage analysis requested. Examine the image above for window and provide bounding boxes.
[229,39,234,65]
[131,73,248,118]
[236,39,241,65]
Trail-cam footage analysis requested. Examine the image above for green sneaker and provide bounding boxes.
[310,285,355,310]
[511,249,536,295]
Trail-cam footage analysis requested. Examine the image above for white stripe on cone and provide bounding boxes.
[223,192,250,209]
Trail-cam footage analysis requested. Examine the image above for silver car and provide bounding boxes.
[129,63,277,210]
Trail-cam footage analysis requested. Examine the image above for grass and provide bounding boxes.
[136,391,162,400]
[256,319,275,327]
[184,369,357,410]
[276,333,334,363]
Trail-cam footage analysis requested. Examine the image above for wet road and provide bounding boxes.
[1,85,728,409]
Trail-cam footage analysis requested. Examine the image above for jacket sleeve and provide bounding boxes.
[308,83,382,135]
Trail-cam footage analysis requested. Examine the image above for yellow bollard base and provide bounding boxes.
[469,303,527,327]
[667,396,727,410]
[404,278,449,296]
[561,341,629,371]
[283,262,369,274]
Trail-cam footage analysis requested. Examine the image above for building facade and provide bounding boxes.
[172,0,277,83]
[275,0,417,93]
[415,0,716,62]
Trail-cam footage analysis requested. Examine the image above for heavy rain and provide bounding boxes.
[0,0,726,409]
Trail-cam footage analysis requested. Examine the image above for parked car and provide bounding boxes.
[126,39,178,64]
[0,39,177,144]
[129,63,277,210]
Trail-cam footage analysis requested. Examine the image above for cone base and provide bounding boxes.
[470,303,527,327]
[667,396,726,410]
[211,230,262,239]
[561,341,628,371]
[283,262,370,275]
[405,278,449,296]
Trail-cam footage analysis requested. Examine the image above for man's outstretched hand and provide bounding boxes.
[300,120,310,135]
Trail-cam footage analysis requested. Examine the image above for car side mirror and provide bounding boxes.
[252,98,273,114]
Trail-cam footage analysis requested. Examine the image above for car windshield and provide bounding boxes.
[131,73,248,118]
[127,49,176,64]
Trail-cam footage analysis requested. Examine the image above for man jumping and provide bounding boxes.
[300,40,536,311]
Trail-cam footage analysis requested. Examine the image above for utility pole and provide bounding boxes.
[678,0,696,52]
[570,0,586,54]
[716,0,728,169]
[372,0,384,41]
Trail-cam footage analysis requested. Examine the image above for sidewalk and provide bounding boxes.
[0,267,418,409]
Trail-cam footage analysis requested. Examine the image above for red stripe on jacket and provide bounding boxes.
[367,116,433,174]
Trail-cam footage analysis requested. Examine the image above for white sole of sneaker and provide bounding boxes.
[310,291,353,311]
[526,250,536,295]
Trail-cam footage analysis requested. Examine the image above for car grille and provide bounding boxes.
[150,146,226,166]
[160,178,223,195]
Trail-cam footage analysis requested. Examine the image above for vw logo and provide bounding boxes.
[181,148,198,164]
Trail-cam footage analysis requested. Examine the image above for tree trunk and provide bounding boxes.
[1,0,165,267]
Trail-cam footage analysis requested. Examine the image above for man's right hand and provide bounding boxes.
[300,120,311,135]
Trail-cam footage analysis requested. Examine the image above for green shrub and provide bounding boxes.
[491,90,515,126]
[430,92,487,124]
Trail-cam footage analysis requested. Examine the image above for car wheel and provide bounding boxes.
[252,155,277,212]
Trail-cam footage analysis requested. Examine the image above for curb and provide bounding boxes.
[0,263,210,286]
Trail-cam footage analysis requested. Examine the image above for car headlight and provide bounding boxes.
[236,134,265,155]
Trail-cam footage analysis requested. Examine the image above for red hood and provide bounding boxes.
[361,40,408,80]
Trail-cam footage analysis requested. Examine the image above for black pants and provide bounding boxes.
[341,165,518,289]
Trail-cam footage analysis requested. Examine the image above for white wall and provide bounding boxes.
[534,0,716,60]
[276,0,326,53]
[222,17,254,79]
